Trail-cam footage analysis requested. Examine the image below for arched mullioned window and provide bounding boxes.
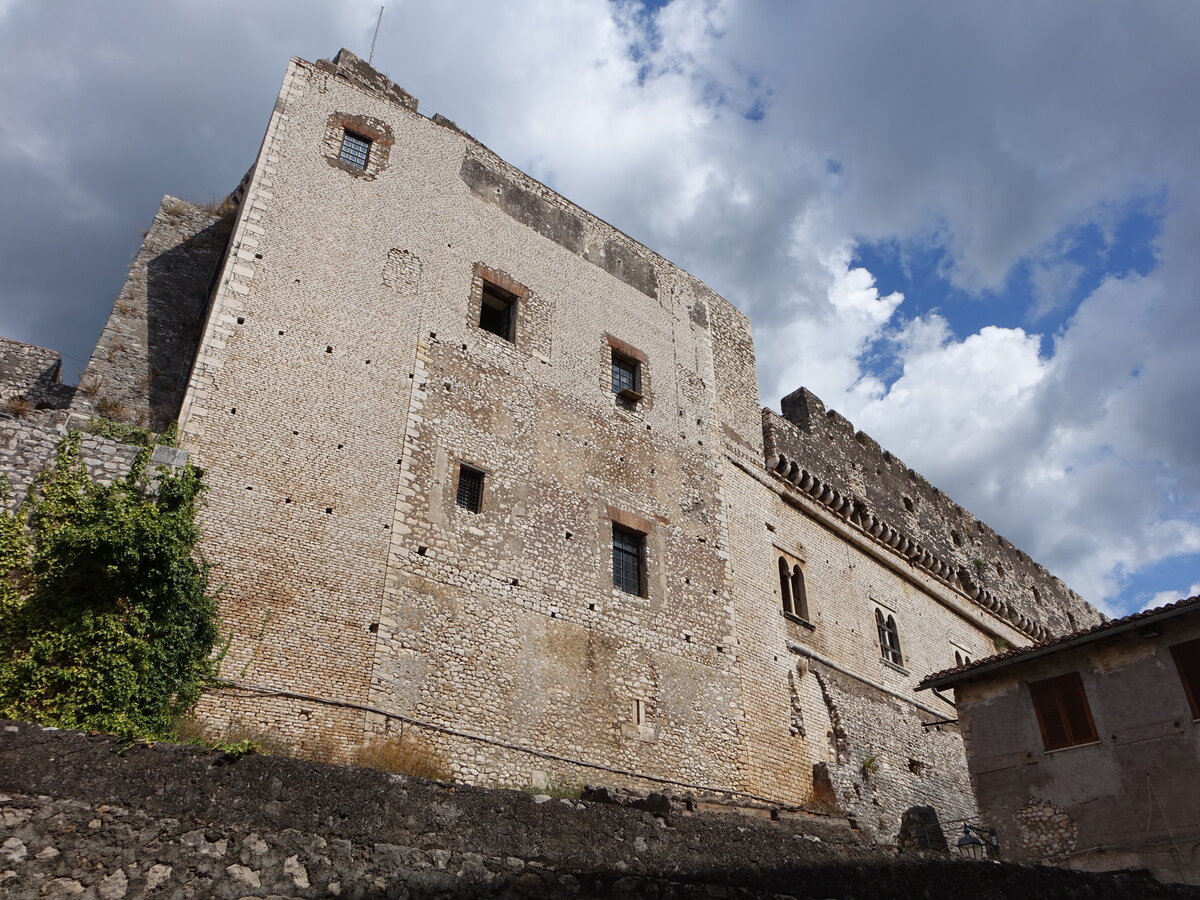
[790,565,808,621]
[876,609,904,667]
[778,557,793,615]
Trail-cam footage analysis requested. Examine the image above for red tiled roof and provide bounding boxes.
[918,593,1200,691]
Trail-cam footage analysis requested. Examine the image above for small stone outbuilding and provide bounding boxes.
[920,595,1200,884]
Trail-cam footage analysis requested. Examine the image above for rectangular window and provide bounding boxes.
[1171,637,1200,719]
[1029,672,1098,751]
[455,464,484,513]
[339,130,372,170]
[612,524,645,596]
[611,352,641,399]
[479,282,517,341]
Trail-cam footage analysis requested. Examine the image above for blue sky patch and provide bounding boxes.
[850,193,1165,384]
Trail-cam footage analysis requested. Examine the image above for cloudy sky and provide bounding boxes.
[1,0,1197,616]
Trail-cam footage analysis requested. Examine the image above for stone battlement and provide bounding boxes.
[765,388,1101,639]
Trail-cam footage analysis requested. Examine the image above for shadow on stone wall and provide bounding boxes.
[144,213,233,432]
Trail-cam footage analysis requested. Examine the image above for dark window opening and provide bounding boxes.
[1171,638,1200,719]
[612,524,645,596]
[455,464,484,513]
[778,557,792,613]
[611,352,642,400]
[339,130,372,170]
[954,650,972,667]
[779,557,809,621]
[479,282,517,341]
[1029,672,1098,751]
[876,609,904,667]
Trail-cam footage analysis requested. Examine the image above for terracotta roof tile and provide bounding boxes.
[919,593,1200,689]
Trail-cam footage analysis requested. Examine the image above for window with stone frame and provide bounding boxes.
[612,524,645,596]
[478,280,517,341]
[875,609,904,667]
[1170,637,1200,719]
[778,556,810,622]
[1028,671,1098,751]
[611,350,642,400]
[604,335,650,410]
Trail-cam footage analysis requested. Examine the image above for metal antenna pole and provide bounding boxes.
[368,5,384,65]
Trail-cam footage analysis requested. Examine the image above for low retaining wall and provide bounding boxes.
[0,723,1194,898]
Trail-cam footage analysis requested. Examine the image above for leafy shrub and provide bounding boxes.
[0,433,218,739]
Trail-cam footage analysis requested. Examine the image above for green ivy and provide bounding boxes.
[85,416,155,448]
[0,433,218,739]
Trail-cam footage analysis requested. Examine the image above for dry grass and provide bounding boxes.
[352,733,452,781]
[294,731,345,765]
[3,396,32,417]
[96,396,128,421]
[77,373,104,397]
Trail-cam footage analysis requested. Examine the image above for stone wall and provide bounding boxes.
[717,452,1031,842]
[0,337,73,411]
[768,389,1103,640]
[2,722,1193,900]
[72,196,234,432]
[175,49,752,787]
[0,411,143,510]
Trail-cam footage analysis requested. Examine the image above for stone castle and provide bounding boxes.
[0,49,1102,843]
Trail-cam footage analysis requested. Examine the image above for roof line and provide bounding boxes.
[918,593,1200,691]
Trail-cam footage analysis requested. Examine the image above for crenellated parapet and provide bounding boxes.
[764,389,1103,641]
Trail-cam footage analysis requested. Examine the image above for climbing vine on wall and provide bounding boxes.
[0,433,218,738]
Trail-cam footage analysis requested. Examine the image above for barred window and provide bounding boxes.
[876,609,904,667]
[339,130,372,170]
[479,281,517,342]
[611,352,641,398]
[455,464,484,513]
[1029,672,1098,751]
[612,524,644,596]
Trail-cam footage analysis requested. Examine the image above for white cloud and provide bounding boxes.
[1147,584,1200,612]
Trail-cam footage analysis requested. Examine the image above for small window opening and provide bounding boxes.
[633,698,646,726]
[455,464,484,513]
[876,609,904,667]
[1170,638,1200,719]
[1029,672,1098,750]
[479,281,517,341]
[612,352,642,400]
[612,524,645,596]
[778,557,792,613]
[954,650,972,667]
[779,557,809,621]
[339,129,372,170]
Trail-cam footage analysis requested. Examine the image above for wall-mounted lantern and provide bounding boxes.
[953,823,999,861]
